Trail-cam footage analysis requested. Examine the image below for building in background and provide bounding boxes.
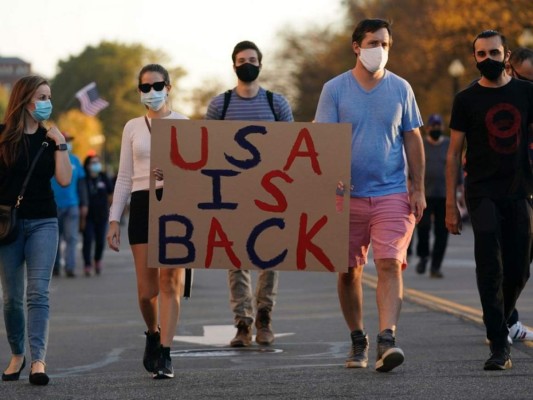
[0,57,31,91]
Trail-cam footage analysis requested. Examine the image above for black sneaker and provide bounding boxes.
[416,257,428,274]
[153,346,174,379]
[430,270,444,278]
[143,329,161,372]
[375,329,404,372]
[484,344,512,370]
[345,330,369,368]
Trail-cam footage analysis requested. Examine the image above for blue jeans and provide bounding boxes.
[0,218,58,363]
[55,206,80,273]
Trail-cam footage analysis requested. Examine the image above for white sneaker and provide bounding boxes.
[509,321,533,341]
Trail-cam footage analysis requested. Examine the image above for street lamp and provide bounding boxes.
[518,27,533,48]
[448,59,465,95]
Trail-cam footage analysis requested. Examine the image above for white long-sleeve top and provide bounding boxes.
[109,111,188,222]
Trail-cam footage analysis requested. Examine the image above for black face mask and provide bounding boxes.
[235,63,260,83]
[476,58,505,81]
[429,129,442,141]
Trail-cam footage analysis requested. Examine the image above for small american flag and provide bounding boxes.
[75,82,109,116]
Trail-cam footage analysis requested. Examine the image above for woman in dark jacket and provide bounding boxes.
[82,154,113,276]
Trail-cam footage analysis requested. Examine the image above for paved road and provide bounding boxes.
[1,223,533,399]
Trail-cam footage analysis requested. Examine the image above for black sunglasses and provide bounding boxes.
[138,81,166,93]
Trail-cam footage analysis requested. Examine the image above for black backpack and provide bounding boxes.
[220,89,279,121]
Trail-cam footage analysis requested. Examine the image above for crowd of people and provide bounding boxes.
[1,19,532,387]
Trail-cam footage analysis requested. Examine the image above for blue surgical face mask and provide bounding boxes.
[31,99,53,121]
[89,162,102,174]
[140,88,167,111]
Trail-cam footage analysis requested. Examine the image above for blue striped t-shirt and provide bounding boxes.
[205,87,293,122]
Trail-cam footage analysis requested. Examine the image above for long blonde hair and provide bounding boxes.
[0,75,49,167]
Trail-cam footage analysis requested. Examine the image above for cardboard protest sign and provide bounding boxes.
[148,120,351,272]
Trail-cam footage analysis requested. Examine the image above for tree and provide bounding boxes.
[56,109,103,163]
[51,41,185,167]
[263,24,353,122]
[271,0,533,123]
[184,78,225,120]
[0,85,10,122]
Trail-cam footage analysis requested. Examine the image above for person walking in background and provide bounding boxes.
[205,40,294,348]
[0,75,72,385]
[446,30,533,370]
[507,47,533,82]
[82,154,113,277]
[315,19,425,372]
[51,134,88,278]
[499,46,533,343]
[415,114,464,278]
[107,64,187,379]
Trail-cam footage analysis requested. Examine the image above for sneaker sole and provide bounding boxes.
[510,332,533,341]
[153,372,174,379]
[375,348,405,372]
[483,360,512,371]
[256,338,274,346]
[230,341,251,348]
[345,360,368,368]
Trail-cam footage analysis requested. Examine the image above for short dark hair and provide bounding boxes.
[509,47,533,68]
[352,19,392,45]
[472,30,508,53]
[232,41,263,64]
[138,64,170,86]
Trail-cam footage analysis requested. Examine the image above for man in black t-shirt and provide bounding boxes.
[446,30,533,371]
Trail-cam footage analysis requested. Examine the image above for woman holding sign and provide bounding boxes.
[107,64,187,379]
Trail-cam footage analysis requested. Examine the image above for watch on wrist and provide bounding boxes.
[55,143,68,151]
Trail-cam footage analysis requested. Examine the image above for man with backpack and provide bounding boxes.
[205,40,293,347]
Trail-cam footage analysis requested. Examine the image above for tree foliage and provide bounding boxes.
[0,85,9,122]
[271,0,533,123]
[50,41,185,167]
[56,109,103,163]
[185,78,225,120]
[263,24,353,121]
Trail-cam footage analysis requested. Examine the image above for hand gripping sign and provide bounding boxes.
[148,120,351,273]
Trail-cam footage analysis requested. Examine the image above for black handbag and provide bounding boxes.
[0,141,49,245]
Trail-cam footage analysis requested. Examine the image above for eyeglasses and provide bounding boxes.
[138,81,166,93]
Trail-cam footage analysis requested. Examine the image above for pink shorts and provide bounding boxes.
[336,193,415,269]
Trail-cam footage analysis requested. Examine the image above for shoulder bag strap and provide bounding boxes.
[15,141,49,208]
[266,90,279,121]
[144,116,151,134]
[220,90,232,120]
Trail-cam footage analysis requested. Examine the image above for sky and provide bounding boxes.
[3,0,343,112]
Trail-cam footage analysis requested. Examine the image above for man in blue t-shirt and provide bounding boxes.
[315,19,425,373]
[206,41,293,348]
[51,134,88,277]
